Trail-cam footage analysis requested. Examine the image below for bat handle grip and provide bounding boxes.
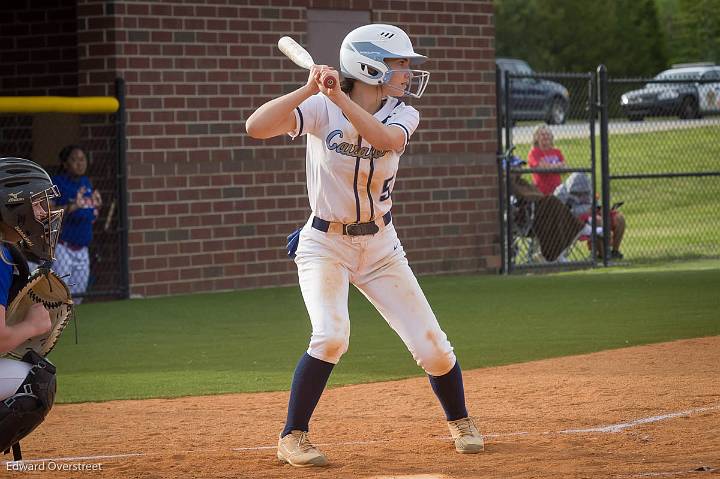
[322,76,336,89]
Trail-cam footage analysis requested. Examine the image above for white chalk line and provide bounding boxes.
[3,404,717,466]
[490,403,720,437]
[557,404,720,434]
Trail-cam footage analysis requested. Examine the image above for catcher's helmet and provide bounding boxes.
[340,24,430,98]
[0,158,63,262]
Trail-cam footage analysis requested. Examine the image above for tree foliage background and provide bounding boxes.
[494,0,720,76]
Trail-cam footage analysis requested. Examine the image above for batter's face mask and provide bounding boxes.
[382,58,429,99]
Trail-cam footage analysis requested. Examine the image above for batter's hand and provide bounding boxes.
[305,65,321,94]
[306,65,331,95]
[316,68,340,97]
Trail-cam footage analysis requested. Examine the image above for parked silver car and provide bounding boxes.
[620,63,720,121]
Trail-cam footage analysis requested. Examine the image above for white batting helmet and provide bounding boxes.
[340,24,430,98]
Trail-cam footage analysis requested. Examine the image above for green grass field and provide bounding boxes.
[47,125,720,403]
[49,262,720,403]
[512,125,720,261]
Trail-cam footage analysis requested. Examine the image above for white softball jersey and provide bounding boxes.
[290,94,419,224]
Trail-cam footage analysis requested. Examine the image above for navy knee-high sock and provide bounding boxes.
[281,353,335,437]
[428,361,468,421]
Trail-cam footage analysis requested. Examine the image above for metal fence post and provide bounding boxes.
[597,65,610,266]
[115,77,130,299]
[589,72,598,265]
[495,66,506,274]
[503,70,514,274]
[504,70,513,160]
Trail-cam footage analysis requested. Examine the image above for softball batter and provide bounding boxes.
[246,24,484,467]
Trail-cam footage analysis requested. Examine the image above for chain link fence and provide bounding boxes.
[0,84,128,300]
[607,75,720,262]
[498,70,600,272]
[498,65,720,272]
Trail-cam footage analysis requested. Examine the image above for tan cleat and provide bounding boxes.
[447,417,485,453]
[277,430,329,467]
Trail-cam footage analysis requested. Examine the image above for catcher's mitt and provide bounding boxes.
[2,270,73,359]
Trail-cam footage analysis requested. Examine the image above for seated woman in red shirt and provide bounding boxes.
[527,125,566,195]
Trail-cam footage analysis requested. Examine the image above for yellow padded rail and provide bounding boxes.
[0,96,119,114]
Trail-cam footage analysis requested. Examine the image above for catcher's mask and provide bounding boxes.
[0,158,63,263]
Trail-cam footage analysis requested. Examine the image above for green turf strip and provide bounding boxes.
[50,264,719,403]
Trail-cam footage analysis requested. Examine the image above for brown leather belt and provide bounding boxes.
[311,211,392,236]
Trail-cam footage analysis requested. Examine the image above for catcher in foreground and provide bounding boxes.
[0,157,72,461]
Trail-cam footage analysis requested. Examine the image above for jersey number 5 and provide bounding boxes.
[380,176,394,201]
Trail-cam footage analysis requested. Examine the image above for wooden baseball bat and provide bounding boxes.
[277,36,336,89]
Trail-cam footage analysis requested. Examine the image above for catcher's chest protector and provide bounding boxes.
[0,351,57,454]
[5,243,30,305]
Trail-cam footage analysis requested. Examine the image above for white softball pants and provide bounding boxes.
[0,358,32,400]
[294,218,456,377]
[54,242,90,305]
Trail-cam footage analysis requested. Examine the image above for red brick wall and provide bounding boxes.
[77,1,118,97]
[0,1,78,96]
[0,1,79,160]
[73,0,499,297]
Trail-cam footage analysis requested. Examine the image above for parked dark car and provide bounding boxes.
[496,58,570,125]
[620,63,720,121]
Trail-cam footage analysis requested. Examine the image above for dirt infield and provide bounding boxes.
[6,337,720,478]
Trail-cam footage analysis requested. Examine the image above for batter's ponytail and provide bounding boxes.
[340,78,355,94]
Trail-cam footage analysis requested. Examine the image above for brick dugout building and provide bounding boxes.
[0,0,499,298]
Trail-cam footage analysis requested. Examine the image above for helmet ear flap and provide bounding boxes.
[362,64,379,76]
[341,47,388,84]
[359,63,383,83]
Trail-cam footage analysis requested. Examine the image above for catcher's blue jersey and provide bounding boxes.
[0,245,13,307]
